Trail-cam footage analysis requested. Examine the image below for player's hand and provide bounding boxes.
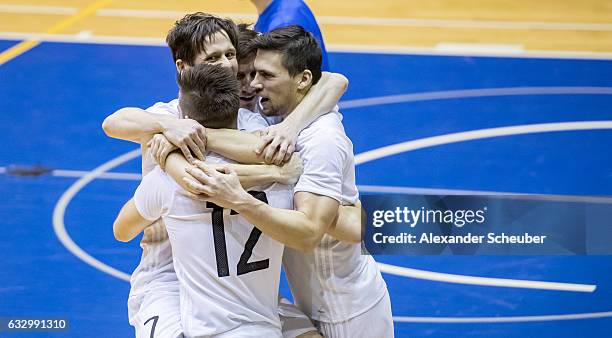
[255,122,298,166]
[277,153,303,185]
[147,134,177,170]
[162,117,206,163]
[183,161,250,209]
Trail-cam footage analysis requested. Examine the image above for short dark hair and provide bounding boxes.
[166,12,238,65]
[250,25,322,85]
[177,64,239,129]
[237,23,258,61]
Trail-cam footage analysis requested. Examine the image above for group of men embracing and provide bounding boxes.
[102,11,393,338]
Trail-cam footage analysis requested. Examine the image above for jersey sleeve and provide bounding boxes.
[294,127,347,202]
[237,108,269,132]
[133,167,173,221]
[145,99,180,118]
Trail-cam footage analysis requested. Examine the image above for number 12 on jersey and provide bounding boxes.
[207,191,269,278]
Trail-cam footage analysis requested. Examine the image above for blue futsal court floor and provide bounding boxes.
[1,39,612,337]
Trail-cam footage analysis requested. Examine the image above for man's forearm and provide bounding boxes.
[102,107,172,144]
[283,72,348,131]
[326,202,363,244]
[113,199,156,242]
[206,129,266,164]
[165,152,281,192]
[233,195,322,252]
[223,164,281,189]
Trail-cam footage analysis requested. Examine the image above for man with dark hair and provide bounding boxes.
[183,25,393,338]
[167,12,239,72]
[114,63,300,337]
[103,12,239,165]
[177,64,240,129]
[249,25,322,117]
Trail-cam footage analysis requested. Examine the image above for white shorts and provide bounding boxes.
[279,297,318,338]
[314,291,393,338]
[212,323,282,338]
[130,291,183,338]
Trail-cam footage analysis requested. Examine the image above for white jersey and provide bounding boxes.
[127,99,268,325]
[127,100,181,326]
[282,111,388,323]
[134,162,292,337]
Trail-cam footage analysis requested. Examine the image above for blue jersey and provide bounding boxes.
[254,0,330,71]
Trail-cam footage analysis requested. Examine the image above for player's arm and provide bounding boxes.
[327,201,364,244]
[257,71,349,164]
[164,151,302,193]
[113,169,169,242]
[180,155,361,244]
[113,199,155,242]
[183,163,339,252]
[148,133,298,191]
[205,128,268,164]
[102,107,206,162]
[207,154,302,189]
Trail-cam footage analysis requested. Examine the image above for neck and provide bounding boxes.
[283,92,307,120]
[251,0,273,14]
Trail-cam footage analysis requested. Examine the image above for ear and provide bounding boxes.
[176,59,186,73]
[296,70,313,91]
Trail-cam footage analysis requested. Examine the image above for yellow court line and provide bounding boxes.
[0,0,113,66]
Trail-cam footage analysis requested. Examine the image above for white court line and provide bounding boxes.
[355,121,612,165]
[4,166,608,203]
[6,165,608,202]
[379,263,595,293]
[0,32,166,46]
[394,311,612,323]
[340,86,612,109]
[52,149,141,282]
[3,165,609,203]
[355,120,612,292]
[436,43,524,55]
[96,8,612,32]
[96,8,256,21]
[2,32,612,60]
[52,169,141,181]
[328,44,612,60]
[0,4,76,15]
[316,16,612,31]
[6,4,612,32]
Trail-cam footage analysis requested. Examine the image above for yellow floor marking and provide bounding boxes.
[0,0,113,66]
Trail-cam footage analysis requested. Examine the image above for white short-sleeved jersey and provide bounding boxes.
[128,100,268,326]
[134,157,292,337]
[282,111,388,323]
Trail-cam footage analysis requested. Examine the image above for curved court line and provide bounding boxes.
[54,121,609,293]
[355,120,612,165]
[378,263,595,292]
[340,86,612,109]
[393,311,612,323]
[52,148,140,282]
[356,120,612,292]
